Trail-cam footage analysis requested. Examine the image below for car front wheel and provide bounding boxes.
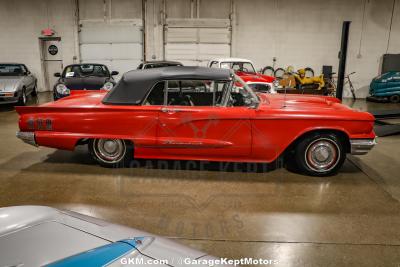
[89,139,132,168]
[294,133,346,176]
[17,88,27,106]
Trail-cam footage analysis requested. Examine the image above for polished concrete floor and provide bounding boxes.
[1,93,400,266]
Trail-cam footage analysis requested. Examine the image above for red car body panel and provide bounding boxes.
[16,92,375,163]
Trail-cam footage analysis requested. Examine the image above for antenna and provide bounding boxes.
[283,71,292,108]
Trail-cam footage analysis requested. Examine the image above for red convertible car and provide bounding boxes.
[16,67,376,176]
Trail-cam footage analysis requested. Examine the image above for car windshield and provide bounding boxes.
[248,83,271,93]
[220,62,256,73]
[223,75,259,107]
[62,64,109,78]
[0,64,24,76]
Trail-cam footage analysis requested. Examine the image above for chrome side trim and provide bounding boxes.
[350,138,376,155]
[16,131,37,147]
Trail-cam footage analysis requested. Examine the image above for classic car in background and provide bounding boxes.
[239,74,277,94]
[208,58,275,80]
[137,61,183,69]
[16,66,376,176]
[0,206,227,266]
[368,71,400,103]
[53,63,119,100]
[208,58,276,93]
[0,63,37,105]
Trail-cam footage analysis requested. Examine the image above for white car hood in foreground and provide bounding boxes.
[0,76,22,92]
[0,206,226,267]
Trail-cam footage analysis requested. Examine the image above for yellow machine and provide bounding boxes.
[279,68,325,90]
[295,69,325,90]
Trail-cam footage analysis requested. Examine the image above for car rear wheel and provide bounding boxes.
[89,139,132,168]
[389,94,400,103]
[293,133,345,176]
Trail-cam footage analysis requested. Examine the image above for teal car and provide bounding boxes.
[368,72,400,103]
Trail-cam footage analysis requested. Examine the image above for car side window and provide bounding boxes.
[210,61,218,68]
[144,81,166,105]
[166,80,230,107]
[20,65,27,74]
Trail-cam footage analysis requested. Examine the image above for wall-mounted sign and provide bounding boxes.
[48,45,58,56]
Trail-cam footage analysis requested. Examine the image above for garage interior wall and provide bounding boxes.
[0,0,78,92]
[0,0,399,97]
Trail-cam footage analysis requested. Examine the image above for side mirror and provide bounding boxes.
[111,71,119,76]
[25,71,31,75]
[54,72,61,77]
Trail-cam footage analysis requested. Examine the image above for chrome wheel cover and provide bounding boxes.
[93,139,126,164]
[305,138,340,172]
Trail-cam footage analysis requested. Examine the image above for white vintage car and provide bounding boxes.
[0,206,230,267]
[208,58,277,94]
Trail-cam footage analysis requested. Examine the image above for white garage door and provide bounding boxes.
[164,20,231,66]
[78,0,143,81]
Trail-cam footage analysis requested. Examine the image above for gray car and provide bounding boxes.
[0,206,231,267]
[0,63,37,105]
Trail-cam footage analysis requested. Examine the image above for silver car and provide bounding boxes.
[0,206,231,267]
[0,63,37,105]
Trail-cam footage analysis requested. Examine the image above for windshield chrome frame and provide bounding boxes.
[221,74,260,108]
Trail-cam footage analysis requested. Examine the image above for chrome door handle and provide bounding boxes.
[161,107,182,113]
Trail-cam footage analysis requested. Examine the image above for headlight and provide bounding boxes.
[273,80,280,88]
[56,84,70,95]
[103,82,114,91]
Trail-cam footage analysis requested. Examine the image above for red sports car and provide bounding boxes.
[16,66,376,176]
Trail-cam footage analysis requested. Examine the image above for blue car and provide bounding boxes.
[368,71,400,103]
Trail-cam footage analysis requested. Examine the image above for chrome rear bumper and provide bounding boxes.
[16,131,37,147]
[350,138,376,155]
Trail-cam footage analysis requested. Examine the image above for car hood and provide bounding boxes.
[0,76,23,92]
[62,77,109,90]
[260,94,374,120]
[0,206,218,267]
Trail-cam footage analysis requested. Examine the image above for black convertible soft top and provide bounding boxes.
[102,66,232,105]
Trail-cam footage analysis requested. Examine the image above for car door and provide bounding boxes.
[156,79,253,160]
[390,72,400,87]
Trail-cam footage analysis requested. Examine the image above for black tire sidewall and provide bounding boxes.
[89,139,132,168]
[274,68,285,79]
[17,88,27,106]
[389,95,400,103]
[304,67,314,77]
[262,66,275,76]
[294,133,345,176]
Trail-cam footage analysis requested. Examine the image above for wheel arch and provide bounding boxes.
[284,128,351,157]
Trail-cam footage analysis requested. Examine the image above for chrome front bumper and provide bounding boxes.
[350,138,376,155]
[16,131,37,147]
